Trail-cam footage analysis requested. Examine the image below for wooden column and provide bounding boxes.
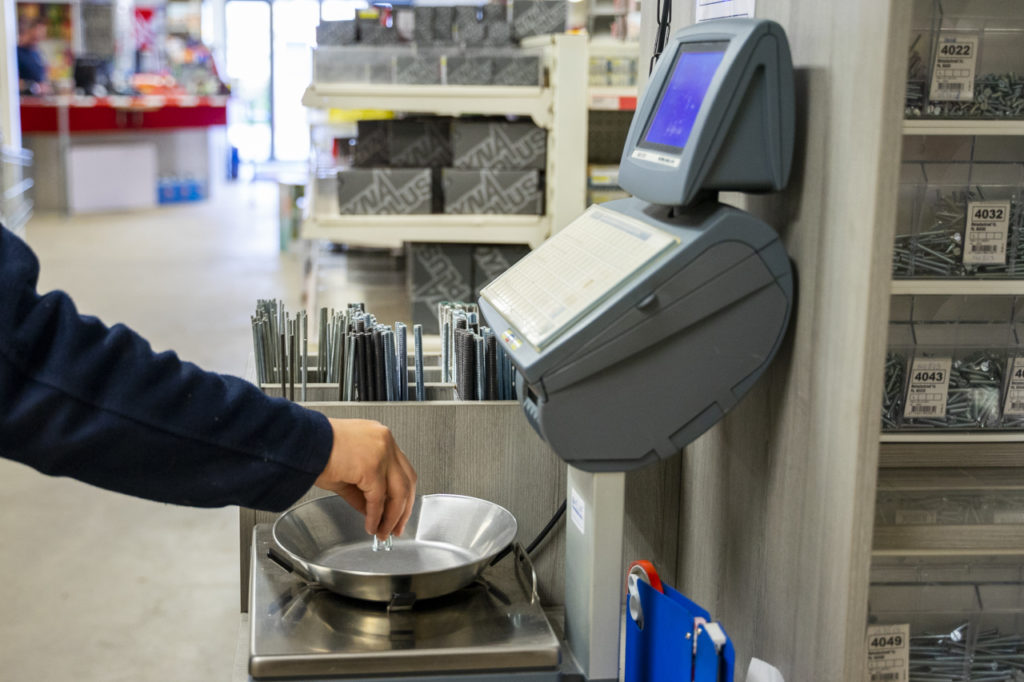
[639,1,909,679]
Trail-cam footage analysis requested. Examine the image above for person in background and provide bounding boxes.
[0,223,417,538]
[17,17,50,95]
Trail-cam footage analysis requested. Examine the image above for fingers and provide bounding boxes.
[394,446,417,537]
[375,455,414,540]
[362,480,386,538]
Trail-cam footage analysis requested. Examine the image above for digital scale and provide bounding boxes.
[480,17,795,682]
[246,17,794,682]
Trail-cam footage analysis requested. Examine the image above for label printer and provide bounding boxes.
[479,19,796,472]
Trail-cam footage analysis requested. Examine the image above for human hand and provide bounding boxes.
[315,418,417,540]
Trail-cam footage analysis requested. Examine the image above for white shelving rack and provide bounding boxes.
[880,114,1024,562]
[586,39,638,112]
[300,34,588,249]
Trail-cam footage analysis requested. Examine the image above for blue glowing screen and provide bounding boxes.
[644,48,725,149]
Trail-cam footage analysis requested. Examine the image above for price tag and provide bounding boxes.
[964,201,1011,265]
[1003,357,1024,417]
[930,33,978,102]
[866,624,909,682]
[904,357,951,419]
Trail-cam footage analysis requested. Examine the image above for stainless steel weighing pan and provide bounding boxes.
[270,494,517,602]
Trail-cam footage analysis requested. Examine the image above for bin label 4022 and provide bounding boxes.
[930,33,978,102]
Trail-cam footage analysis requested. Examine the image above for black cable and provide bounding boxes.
[649,0,673,74]
[525,499,566,554]
[489,498,567,566]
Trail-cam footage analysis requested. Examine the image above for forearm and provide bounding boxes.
[0,227,331,511]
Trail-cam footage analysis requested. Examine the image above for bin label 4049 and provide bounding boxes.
[866,624,909,682]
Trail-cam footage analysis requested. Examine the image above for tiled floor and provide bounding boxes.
[0,180,374,682]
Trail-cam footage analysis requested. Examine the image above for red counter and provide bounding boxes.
[21,95,228,213]
[20,95,227,134]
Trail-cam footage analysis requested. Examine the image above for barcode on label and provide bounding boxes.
[1014,402,1024,410]
[911,405,939,414]
[871,674,900,682]
[937,82,963,91]
[974,245,999,253]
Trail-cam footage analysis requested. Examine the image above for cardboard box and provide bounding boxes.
[353,120,390,167]
[316,20,357,46]
[337,168,432,214]
[442,168,543,215]
[389,118,452,168]
[472,245,531,296]
[485,22,514,46]
[451,120,547,170]
[394,56,442,85]
[432,6,455,42]
[413,7,434,44]
[491,56,540,85]
[408,243,474,334]
[454,6,480,27]
[446,56,493,85]
[512,0,567,40]
[482,4,507,24]
[458,22,487,45]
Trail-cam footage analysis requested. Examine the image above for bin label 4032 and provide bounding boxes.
[965,200,1011,265]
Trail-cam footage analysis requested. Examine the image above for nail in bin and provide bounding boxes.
[882,295,1023,431]
[893,162,1024,279]
[904,0,1024,120]
[870,557,1024,681]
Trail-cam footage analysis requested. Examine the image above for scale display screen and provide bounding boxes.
[481,205,677,350]
[642,42,727,151]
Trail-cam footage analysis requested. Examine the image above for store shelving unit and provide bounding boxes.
[300,34,587,249]
[874,468,1024,556]
[890,279,1024,295]
[871,21,1024,681]
[0,146,34,238]
[587,85,637,111]
[903,120,1024,136]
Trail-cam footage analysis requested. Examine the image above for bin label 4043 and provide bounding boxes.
[904,357,952,419]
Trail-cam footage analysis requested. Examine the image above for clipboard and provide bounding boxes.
[625,563,736,682]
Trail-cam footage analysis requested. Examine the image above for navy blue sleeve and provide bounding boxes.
[0,226,333,511]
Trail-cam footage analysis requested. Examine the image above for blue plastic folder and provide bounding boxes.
[625,579,736,682]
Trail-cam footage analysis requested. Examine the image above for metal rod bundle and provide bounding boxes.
[437,301,479,386]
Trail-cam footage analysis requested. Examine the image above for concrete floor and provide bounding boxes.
[0,181,406,681]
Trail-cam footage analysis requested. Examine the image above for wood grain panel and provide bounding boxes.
[644,1,911,679]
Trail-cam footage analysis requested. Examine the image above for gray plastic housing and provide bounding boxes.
[478,197,793,472]
[618,18,794,207]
